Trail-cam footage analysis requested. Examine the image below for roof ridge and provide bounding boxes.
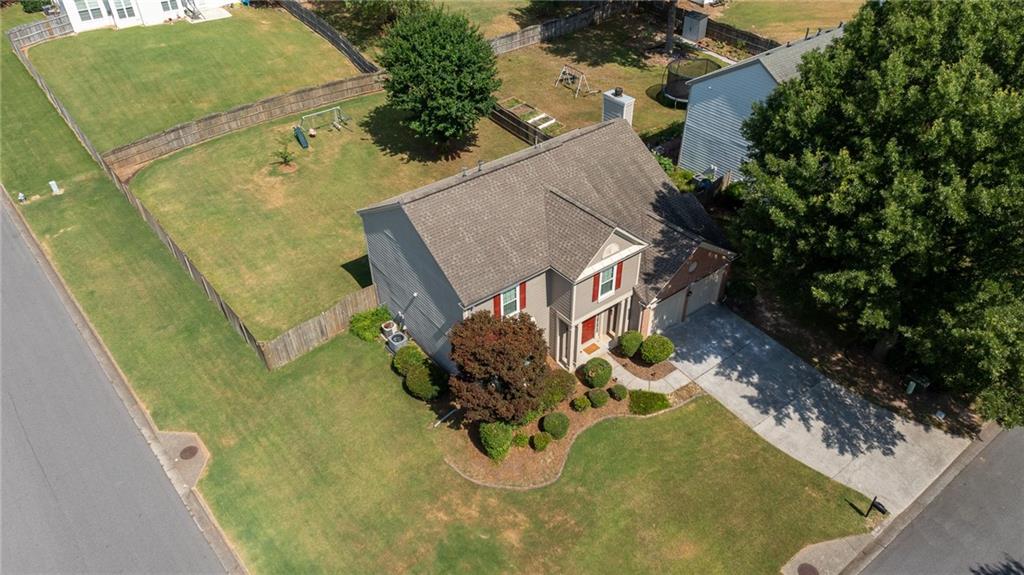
[545,186,618,229]
[357,120,622,213]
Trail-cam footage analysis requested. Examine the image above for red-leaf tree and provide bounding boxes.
[449,311,548,423]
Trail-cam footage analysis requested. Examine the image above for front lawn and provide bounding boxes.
[496,14,725,137]
[130,93,525,339]
[27,6,360,152]
[4,5,871,570]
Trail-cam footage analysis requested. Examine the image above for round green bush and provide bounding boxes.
[609,383,628,401]
[479,422,514,462]
[618,330,643,358]
[571,396,590,412]
[531,432,552,452]
[540,369,576,410]
[587,388,610,408]
[581,357,612,388]
[405,360,448,401]
[512,432,529,448]
[541,412,570,439]
[640,334,675,364]
[392,345,425,376]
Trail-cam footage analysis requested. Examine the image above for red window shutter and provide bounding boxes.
[493,294,501,316]
[592,274,600,302]
[615,261,623,290]
[519,282,526,310]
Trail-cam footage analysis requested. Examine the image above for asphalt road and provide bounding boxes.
[1,207,223,574]
[863,427,1024,575]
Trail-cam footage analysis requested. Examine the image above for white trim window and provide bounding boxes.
[74,0,104,21]
[500,287,519,316]
[112,0,135,18]
[161,0,179,11]
[598,266,616,299]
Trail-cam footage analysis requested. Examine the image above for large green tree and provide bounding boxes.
[738,0,1024,425]
[378,6,500,147]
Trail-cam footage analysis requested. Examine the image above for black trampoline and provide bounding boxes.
[663,58,722,106]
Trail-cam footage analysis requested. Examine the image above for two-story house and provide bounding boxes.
[358,119,735,372]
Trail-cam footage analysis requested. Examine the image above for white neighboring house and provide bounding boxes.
[55,0,232,33]
[677,26,843,180]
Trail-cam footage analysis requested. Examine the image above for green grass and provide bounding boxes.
[129,93,525,339]
[496,14,725,136]
[27,6,360,152]
[1,5,45,29]
[3,5,870,571]
[715,0,861,43]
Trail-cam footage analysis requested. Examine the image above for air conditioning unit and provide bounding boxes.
[386,332,408,354]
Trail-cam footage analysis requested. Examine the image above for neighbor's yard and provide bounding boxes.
[710,0,861,43]
[496,14,724,137]
[27,6,360,152]
[130,93,525,339]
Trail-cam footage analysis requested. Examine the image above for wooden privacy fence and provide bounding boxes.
[489,104,551,146]
[103,72,384,180]
[259,286,378,369]
[702,16,780,54]
[277,0,378,74]
[488,0,636,55]
[7,15,73,49]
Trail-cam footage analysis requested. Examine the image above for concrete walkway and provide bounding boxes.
[606,352,691,394]
[666,306,971,514]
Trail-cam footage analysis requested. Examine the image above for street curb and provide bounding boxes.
[1,190,248,575]
[839,420,1003,575]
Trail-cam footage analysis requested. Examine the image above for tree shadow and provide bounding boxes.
[359,103,479,163]
[540,13,655,70]
[311,2,382,50]
[340,255,372,288]
[508,2,578,30]
[970,555,1024,575]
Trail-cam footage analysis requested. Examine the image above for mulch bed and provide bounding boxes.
[608,349,675,381]
[440,381,703,489]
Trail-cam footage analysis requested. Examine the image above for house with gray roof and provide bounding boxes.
[678,26,843,180]
[358,119,735,372]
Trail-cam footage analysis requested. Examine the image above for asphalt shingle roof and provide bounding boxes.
[359,119,732,306]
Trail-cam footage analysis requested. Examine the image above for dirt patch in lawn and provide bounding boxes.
[441,382,703,489]
[609,349,676,381]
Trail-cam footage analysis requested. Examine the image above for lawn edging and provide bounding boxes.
[1,189,249,575]
[443,385,704,491]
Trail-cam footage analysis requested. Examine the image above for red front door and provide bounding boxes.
[581,316,596,343]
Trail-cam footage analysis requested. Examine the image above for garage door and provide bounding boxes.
[650,269,725,333]
[651,288,687,334]
[686,269,725,317]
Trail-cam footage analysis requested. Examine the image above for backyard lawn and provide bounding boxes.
[4,6,871,573]
[496,14,724,137]
[130,93,525,339]
[711,0,861,43]
[27,6,360,152]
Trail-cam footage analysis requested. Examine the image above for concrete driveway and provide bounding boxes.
[665,306,970,514]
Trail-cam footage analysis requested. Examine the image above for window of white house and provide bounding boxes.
[74,0,104,21]
[599,266,616,298]
[501,287,519,316]
[112,0,134,18]
[161,0,179,11]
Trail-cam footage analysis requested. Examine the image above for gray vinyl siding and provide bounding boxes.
[548,270,573,320]
[466,272,549,335]
[678,62,778,179]
[572,253,641,322]
[362,208,462,372]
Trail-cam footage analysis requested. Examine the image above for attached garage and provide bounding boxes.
[648,268,726,333]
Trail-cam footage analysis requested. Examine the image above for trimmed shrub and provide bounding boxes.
[392,345,425,376]
[518,409,542,426]
[21,0,48,13]
[350,306,392,341]
[531,432,552,452]
[581,357,612,388]
[618,330,643,358]
[587,388,610,408]
[571,396,590,412]
[512,432,529,448]
[479,422,514,462]
[640,334,675,364]
[405,360,448,401]
[541,412,570,439]
[609,384,628,401]
[540,369,576,411]
[629,390,671,415]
